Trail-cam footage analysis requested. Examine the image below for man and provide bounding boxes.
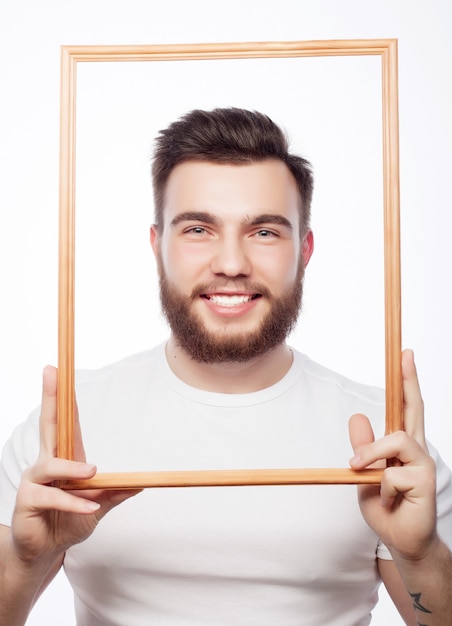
[0,108,451,625]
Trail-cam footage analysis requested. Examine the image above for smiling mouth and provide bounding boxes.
[202,294,262,307]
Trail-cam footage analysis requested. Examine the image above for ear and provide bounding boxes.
[301,229,314,267]
[150,224,159,256]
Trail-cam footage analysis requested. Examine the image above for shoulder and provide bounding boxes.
[294,349,385,407]
[74,343,165,390]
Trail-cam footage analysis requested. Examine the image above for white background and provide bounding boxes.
[0,0,451,623]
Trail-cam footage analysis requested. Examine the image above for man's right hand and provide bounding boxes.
[0,366,141,626]
[11,365,140,566]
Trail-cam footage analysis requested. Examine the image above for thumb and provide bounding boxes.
[349,413,375,455]
[349,414,386,471]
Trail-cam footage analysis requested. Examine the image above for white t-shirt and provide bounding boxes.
[1,344,452,625]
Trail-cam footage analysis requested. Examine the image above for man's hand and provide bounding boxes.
[349,350,452,624]
[348,349,437,561]
[0,366,141,626]
[11,365,141,566]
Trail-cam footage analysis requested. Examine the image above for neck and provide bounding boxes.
[165,337,293,393]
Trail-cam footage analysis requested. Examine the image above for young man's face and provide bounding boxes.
[151,159,314,363]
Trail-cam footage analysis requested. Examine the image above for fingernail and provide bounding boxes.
[349,454,361,467]
[84,501,101,512]
[80,463,96,474]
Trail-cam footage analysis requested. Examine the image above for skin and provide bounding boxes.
[0,159,451,625]
[0,366,141,626]
[349,350,452,625]
[151,159,314,392]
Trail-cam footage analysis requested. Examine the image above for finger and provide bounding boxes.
[21,462,142,517]
[401,349,426,447]
[17,480,101,515]
[20,459,100,515]
[57,489,143,520]
[349,414,387,470]
[348,415,381,503]
[24,487,142,518]
[351,430,428,470]
[39,366,58,458]
[349,413,375,452]
[379,463,436,509]
[25,457,97,485]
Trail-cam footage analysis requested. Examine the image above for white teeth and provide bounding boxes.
[208,294,252,307]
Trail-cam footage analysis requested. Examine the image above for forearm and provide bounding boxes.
[0,529,63,626]
[392,537,452,625]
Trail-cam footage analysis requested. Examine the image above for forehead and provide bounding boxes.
[163,159,302,226]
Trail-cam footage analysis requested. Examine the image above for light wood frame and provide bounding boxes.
[57,39,402,489]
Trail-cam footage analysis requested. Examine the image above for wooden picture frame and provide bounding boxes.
[57,39,401,489]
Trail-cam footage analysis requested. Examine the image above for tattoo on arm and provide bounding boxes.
[409,591,432,614]
[409,590,432,625]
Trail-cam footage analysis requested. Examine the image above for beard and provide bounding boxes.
[157,257,304,364]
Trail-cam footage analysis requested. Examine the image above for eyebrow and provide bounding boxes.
[170,211,293,231]
[170,211,221,227]
[245,214,293,231]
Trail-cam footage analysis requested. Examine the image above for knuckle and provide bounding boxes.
[390,430,409,448]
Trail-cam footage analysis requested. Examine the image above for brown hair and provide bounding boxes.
[151,107,313,234]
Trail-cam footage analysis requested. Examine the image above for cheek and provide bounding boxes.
[162,241,211,284]
[255,248,300,289]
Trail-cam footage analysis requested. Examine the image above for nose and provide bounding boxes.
[210,233,251,278]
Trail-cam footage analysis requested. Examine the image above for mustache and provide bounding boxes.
[190,281,273,299]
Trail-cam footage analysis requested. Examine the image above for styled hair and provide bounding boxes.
[151,107,313,234]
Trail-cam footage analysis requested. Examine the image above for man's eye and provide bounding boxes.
[185,226,206,235]
[255,229,277,238]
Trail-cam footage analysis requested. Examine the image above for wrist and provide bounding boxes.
[390,533,452,592]
[6,532,64,579]
[389,532,442,567]
[0,531,64,626]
